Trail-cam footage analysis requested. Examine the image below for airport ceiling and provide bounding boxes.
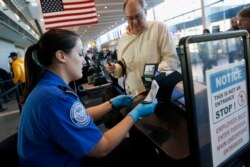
[0,0,164,48]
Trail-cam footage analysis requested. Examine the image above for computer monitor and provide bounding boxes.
[142,64,158,89]
[143,64,157,76]
[143,64,158,77]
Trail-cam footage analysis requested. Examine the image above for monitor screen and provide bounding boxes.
[144,64,157,76]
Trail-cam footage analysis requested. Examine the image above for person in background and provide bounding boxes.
[18,28,158,167]
[112,49,118,62]
[0,67,12,102]
[227,16,241,63]
[203,28,210,34]
[106,0,179,96]
[236,7,250,33]
[227,16,239,31]
[199,28,212,83]
[105,49,112,63]
[0,67,12,111]
[9,52,25,96]
[85,50,94,66]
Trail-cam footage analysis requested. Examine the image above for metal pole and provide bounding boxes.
[201,0,208,30]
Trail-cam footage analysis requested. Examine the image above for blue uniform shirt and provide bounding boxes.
[18,70,102,167]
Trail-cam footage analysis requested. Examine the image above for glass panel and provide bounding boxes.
[188,37,249,166]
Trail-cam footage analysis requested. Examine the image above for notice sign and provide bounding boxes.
[206,61,249,167]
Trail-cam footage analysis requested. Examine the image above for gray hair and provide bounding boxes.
[123,0,146,11]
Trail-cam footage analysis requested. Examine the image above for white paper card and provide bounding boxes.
[143,80,159,103]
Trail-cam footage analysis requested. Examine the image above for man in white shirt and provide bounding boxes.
[106,0,179,96]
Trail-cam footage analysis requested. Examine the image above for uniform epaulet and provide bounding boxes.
[58,85,78,98]
[58,85,86,107]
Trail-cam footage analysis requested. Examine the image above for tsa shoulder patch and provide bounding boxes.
[70,101,90,127]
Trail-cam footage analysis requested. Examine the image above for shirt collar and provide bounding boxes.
[126,23,148,35]
[40,70,68,87]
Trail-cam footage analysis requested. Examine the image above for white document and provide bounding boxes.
[142,80,159,103]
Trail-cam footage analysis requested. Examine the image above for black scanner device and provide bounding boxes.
[155,71,183,104]
[154,71,184,114]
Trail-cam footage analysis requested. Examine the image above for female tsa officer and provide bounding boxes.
[17,29,158,167]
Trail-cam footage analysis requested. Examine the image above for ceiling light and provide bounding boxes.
[26,25,30,30]
[14,14,20,21]
[0,0,7,9]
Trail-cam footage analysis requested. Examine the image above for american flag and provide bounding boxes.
[40,0,98,29]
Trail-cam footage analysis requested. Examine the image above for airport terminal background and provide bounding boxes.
[0,0,249,69]
[1,0,250,166]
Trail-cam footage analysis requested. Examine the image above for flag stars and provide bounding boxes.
[41,0,64,13]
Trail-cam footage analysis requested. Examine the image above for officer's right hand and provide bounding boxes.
[128,99,158,123]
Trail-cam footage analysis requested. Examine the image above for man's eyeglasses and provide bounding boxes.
[125,12,143,22]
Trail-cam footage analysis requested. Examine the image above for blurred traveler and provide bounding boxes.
[227,16,239,31]
[9,52,25,94]
[203,28,210,34]
[0,67,12,102]
[237,7,250,33]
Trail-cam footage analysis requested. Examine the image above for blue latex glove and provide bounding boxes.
[128,99,158,122]
[110,95,133,108]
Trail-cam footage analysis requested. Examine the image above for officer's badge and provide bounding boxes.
[70,101,90,127]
